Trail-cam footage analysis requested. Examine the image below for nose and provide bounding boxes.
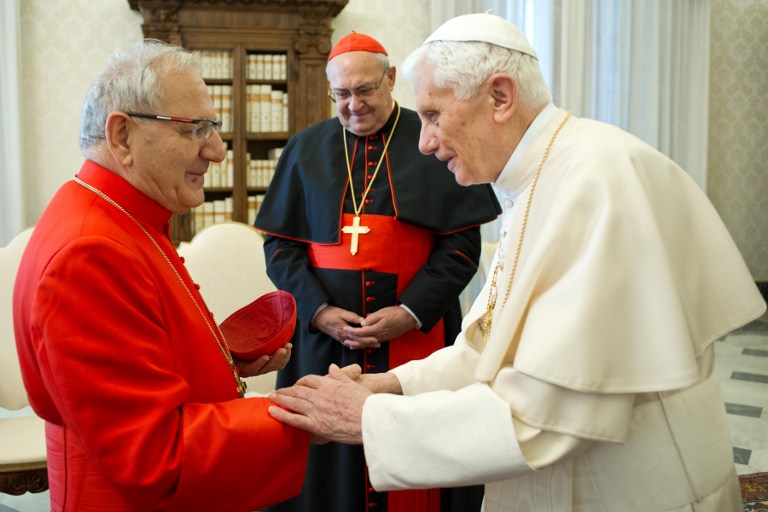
[347,94,366,111]
[418,124,437,155]
[202,130,226,163]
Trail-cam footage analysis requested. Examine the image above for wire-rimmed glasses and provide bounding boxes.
[328,72,388,103]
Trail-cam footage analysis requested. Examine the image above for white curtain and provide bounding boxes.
[0,0,24,246]
[551,0,710,190]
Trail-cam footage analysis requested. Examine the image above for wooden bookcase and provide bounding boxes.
[128,0,348,244]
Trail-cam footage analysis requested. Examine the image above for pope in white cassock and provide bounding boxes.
[268,13,767,512]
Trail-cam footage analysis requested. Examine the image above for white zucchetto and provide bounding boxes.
[425,13,538,59]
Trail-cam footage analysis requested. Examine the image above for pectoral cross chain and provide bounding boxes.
[341,215,370,255]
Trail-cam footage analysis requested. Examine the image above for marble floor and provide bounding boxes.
[2,312,767,511]
[716,310,768,475]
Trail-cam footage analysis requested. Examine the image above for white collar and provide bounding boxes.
[494,103,558,201]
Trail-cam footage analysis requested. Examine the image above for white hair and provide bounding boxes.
[402,40,551,110]
[79,39,200,151]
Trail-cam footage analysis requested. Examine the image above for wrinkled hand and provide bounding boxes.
[338,363,363,381]
[234,343,292,378]
[268,364,371,444]
[341,306,418,349]
[312,306,377,349]
[337,364,403,395]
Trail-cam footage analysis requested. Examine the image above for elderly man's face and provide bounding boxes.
[413,62,504,186]
[327,51,395,137]
[125,69,226,213]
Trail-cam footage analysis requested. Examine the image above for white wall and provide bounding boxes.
[19,0,143,228]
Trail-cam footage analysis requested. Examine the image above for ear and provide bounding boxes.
[488,73,517,123]
[104,112,134,166]
[387,66,397,88]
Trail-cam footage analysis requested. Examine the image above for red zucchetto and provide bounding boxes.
[327,31,388,61]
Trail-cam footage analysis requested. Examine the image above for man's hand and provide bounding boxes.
[268,364,371,444]
[234,343,292,377]
[341,305,418,349]
[339,364,404,395]
[313,306,380,349]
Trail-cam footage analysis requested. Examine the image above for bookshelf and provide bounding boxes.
[128,0,348,244]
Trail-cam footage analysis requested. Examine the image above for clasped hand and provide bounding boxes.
[314,305,418,350]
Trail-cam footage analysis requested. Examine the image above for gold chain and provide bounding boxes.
[73,177,247,397]
[481,112,571,348]
[343,104,401,216]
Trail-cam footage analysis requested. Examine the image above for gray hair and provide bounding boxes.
[402,40,551,110]
[79,39,200,151]
[326,52,391,77]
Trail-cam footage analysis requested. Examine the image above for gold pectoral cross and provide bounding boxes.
[341,215,370,255]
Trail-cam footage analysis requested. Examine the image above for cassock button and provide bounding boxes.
[368,145,376,150]
[179,256,185,263]
[367,174,373,179]
[364,199,373,204]
[194,283,201,290]
[365,281,374,286]
[367,161,376,166]
[368,503,378,508]
[368,487,375,493]
[366,364,375,370]
[366,297,375,302]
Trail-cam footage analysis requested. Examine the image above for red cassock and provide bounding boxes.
[13,160,309,511]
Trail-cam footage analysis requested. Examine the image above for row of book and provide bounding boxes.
[246,85,289,133]
[207,85,233,132]
[248,146,283,188]
[246,54,287,81]
[198,51,233,80]
[206,84,289,133]
[206,150,235,189]
[190,195,266,235]
[197,51,288,82]
[205,147,284,189]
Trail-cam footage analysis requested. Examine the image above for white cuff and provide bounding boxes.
[399,303,422,329]
[362,383,530,490]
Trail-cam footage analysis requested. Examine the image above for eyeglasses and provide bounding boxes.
[328,72,388,103]
[126,113,222,140]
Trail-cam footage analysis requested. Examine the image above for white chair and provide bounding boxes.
[177,222,278,396]
[0,227,48,495]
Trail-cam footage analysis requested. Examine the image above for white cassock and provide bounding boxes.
[360,106,767,512]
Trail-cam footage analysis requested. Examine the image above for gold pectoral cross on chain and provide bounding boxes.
[341,215,370,255]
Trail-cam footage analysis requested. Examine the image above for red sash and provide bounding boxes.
[308,214,445,369]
